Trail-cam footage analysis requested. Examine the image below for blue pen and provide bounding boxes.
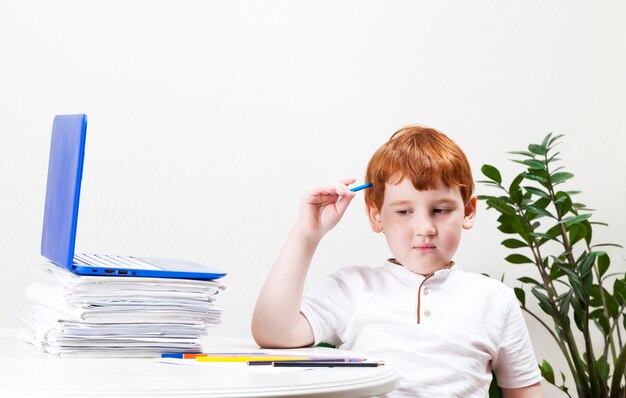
[162,352,190,359]
[350,182,372,192]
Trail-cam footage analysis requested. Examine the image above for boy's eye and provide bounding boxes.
[396,210,410,215]
[433,208,451,214]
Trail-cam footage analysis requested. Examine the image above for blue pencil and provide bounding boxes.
[350,182,372,192]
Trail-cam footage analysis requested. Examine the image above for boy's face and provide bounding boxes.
[367,177,476,275]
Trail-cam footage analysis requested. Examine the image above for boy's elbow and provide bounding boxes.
[252,333,284,349]
[251,318,314,349]
[251,325,298,349]
[251,323,274,348]
[250,318,284,348]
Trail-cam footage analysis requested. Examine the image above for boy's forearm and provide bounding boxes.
[251,227,319,348]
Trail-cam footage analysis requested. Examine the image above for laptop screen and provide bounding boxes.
[41,114,87,270]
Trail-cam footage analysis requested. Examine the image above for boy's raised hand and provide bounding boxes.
[252,179,358,348]
[296,178,357,240]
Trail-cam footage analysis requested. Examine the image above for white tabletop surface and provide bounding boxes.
[0,329,399,398]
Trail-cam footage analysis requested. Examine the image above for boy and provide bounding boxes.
[252,125,544,397]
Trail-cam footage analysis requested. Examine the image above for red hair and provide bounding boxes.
[364,125,474,211]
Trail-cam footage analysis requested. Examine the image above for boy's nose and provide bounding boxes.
[414,217,436,236]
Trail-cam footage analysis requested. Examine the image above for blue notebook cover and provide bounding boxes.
[41,114,87,270]
[40,114,226,280]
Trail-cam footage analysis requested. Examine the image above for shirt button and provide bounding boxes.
[423,288,429,296]
[424,309,431,317]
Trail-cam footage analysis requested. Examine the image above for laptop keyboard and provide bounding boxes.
[74,254,159,270]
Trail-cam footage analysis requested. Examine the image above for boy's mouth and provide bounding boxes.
[414,244,436,253]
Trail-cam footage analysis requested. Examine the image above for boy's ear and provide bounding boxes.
[366,203,384,233]
[463,196,477,230]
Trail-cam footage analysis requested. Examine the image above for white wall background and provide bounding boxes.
[1,0,625,394]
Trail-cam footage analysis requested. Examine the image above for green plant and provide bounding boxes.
[478,133,626,398]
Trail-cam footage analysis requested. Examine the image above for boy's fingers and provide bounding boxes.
[335,192,356,218]
[339,177,357,187]
[304,178,358,205]
[310,180,354,197]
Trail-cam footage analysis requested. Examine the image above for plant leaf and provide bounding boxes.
[582,267,593,292]
[578,251,598,279]
[533,197,551,209]
[505,254,534,265]
[514,287,526,306]
[513,159,545,170]
[529,143,546,156]
[476,195,496,201]
[486,198,517,216]
[476,181,502,188]
[588,285,617,318]
[590,308,611,335]
[558,290,573,323]
[592,243,624,249]
[597,253,610,278]
[518,277,542,286]
[523,186,550,199]
[551,172,574,185]
[541,133,553,150]
[502,238,528,249]
[609,345,626,398]
[509,174,525,200]
[529,232,560,246]
[544,224,563,240]
[481,164,502,184]
[532,288,556,317]
[613,278,626,306]
[547,152,561,163]
[523,172,548,185]
[525,204,555,219]
[568,223,589,246]
[509,150,536,158]
[559,266,586,303]
[539,360,555,385]
[571,297,585,331]
[555,191,573,216]
[582,220,594,245]
[596,355,610,386]
[548,133,565,148]
[562,213,592,228]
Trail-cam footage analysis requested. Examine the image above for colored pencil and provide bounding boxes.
[248,358,364,366]
[273,361,383,367]
[350,182,372,192]
[197,356,310,363]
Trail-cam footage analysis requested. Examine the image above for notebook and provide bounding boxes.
[41,114,226,280]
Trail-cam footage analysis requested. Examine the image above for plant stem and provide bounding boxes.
[618,313,624,349]
[543,152,599,396]
[494,177,586,394]
[521,306,559,343]
[592,258,619,365]
[521,304,580,392]
[506,186,585,395]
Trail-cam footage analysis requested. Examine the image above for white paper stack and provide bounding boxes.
[21,262,225,357]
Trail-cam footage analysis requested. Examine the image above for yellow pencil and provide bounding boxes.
[197,356,310,363]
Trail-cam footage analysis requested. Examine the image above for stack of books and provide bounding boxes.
[21,262,225,357]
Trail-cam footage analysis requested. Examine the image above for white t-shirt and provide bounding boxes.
[301,261,542,397]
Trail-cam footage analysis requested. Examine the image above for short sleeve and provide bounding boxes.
[491,290,543,389]
[300,269,356,347]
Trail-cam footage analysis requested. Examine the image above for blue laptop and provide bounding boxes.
[41,114,226,280]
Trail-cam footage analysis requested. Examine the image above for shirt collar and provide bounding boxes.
[384,259,457,282]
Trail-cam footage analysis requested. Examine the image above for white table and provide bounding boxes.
[0,329,399,397]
